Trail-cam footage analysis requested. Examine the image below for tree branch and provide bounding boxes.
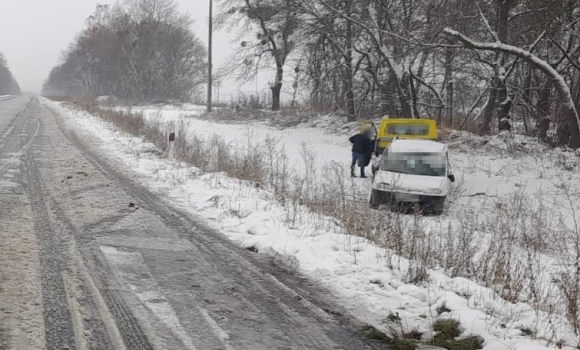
[410,72,444,108]
[444,27,580,140]
[551,38,580,73]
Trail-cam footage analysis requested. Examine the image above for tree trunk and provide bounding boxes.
[398,71,414,118]
[480,75,511,133]
[481,80,499,134]
[415,51,430,92]
[345,0,356,120]
[572,79,580,147]
[534,79,552,142]
[521,66,533,135]
[333,75,341,111]
[497,79,511,131]
[552,86,580,148]
[444,48,454,128]
[271,61,284,111]
[495,0,514,132]
[496,0,512,44]
[566,112,580,148]
[410,72,419,118]
[399,91,414,117]
[560,78,580,147]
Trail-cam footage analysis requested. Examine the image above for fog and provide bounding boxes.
[0,0,232,93]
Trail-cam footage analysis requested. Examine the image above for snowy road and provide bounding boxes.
[0,96,387,349]
[0,94,29,137]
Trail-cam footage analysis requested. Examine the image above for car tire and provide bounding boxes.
[369,194,379,209]
[389,201,401,213]
[432,197,446,215]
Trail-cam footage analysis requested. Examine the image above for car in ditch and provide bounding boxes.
[369,139,455,215]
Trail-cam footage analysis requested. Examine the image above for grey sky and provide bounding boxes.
[0,0,234,93]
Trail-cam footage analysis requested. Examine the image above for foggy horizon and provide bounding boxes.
[0,0,231,93]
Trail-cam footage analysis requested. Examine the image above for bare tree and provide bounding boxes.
[217,0,298,111]
[43,0,206,103]
[0,52,21,95]
[445,28,580,147]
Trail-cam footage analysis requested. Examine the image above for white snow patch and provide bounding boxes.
[0,179,19,189]
[136,291,199,350]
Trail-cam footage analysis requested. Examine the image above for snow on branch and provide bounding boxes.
[444,29,560,88]
[318,0,403,81]
[444,27,580,138]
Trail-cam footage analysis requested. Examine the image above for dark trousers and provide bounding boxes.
[351,152,366,177]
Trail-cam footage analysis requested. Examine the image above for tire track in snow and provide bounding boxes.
[22,117,78,350]
[17,99,119,350]
[0,117,39,177]
[99,245,237,350]
[0,96,46,350]
[46,100,388,350]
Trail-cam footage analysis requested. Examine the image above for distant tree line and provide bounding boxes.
[0,52,21,95]
[219,0,580,148]
[43,0,207,103]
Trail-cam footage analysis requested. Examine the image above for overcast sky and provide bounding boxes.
[0,0,236,94]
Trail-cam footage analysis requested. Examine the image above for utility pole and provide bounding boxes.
[207,0,213,113]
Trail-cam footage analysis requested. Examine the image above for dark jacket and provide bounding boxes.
[349,133,374,155]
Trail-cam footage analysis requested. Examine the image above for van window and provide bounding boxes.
[380,152,446,177]
[387,124,430,135]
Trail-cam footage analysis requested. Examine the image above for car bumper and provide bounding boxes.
[371,189,445,210]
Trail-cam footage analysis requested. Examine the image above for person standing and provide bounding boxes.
[349,127,374,178]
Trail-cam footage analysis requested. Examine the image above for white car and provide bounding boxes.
[369,139,455,215]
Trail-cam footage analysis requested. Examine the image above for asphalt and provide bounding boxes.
[0,94,30,135]
[0,95,391,350]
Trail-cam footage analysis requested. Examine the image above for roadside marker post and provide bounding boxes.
[168,131,176,160]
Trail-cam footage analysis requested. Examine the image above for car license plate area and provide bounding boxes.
[395,193,419,203]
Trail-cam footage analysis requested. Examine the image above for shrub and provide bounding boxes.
[436,303,451,315]
[386,312,401,322]
[402,329,423,340]
[432,336,484,350]
[360,325,390,342]
[433,319,461,341]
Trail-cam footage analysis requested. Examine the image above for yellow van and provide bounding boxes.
[361,118,438,155]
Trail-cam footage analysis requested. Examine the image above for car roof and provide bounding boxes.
[388,139,447,153]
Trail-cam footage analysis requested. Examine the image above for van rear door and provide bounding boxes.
[375,119,437,154]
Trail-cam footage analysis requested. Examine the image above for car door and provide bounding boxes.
[446,151,455,183]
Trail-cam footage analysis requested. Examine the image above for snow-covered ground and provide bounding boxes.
[123,104,580,242]
[121,105,580,203]
[53,100,580,349]
[118,104,350,175]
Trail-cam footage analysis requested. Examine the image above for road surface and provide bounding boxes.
[0,95,29,137]
[0,95,388,350]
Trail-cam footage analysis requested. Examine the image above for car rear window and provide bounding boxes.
[387,124,430,135]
